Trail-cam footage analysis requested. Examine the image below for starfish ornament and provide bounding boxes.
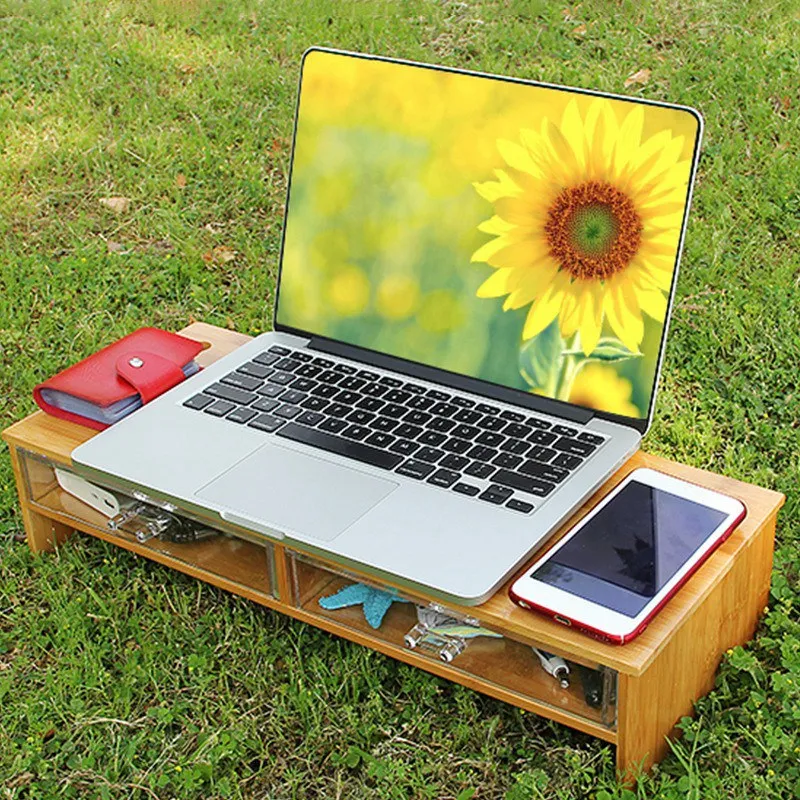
[319,582,409,629]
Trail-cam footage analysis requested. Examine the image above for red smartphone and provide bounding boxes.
[509,468,746,644]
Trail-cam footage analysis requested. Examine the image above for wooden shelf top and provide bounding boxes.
[3,322,784,676]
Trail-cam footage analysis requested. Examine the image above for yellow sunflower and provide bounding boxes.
[472,98,691,355]
[568,363,640,416]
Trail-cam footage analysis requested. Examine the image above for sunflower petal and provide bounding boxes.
[637,287,668,321]
[497,139,541,177]
[476,268,517,298]
[522,283,563,340]
[471,236,509,264]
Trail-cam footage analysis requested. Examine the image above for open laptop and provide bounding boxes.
[73,49,702,605]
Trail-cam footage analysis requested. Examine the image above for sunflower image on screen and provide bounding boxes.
[278,51,698,421]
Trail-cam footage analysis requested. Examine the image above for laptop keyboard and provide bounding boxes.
[182,345,607,515]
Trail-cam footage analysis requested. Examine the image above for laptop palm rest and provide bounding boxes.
[196,442,399,543]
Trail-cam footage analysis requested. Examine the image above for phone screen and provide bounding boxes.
[531,480,728,617]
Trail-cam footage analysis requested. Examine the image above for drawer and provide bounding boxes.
[288,553,617,730]
[17,449,277,601]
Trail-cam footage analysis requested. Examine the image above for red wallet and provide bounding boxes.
[33,328,206,430]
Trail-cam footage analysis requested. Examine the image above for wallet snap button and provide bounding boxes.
[128,357,144,368]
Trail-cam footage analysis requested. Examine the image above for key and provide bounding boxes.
[205,383,258,405]
[204,400,235,417]
[248,413,284,432]
[227,406,258,424]
[237,362,273,379]
[428,469,460,488]
[389,439,420,456]
[452,483,480,496]
[520,461,570,483]
[395,459,435,479]
[184,393,214,410]
[491,469,554,497]
[479,485,514,504]
[507,499,534,513]
[253,352,280,366]
[553,437,596,457]
[297,411,324,427]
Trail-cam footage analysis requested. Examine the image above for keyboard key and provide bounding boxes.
[452,482,480,497]
[502,423,529,439]
[478,416,506,432]
[290,377,317,393]
[253,352,280,366]
[465,461,495,479]
[441,437,471,454]
[403,382,425,394]
[552,425,578,437]
[404,410,431,426]
[507,498,534,514]
[297,411,324,427]
[237,362,274,379]
[418,430,446,446]
[395,459,435,479]
[479,485,514,504]
[426,389,450,401]
[292,351,312,362]
[379,375,403,387]
[277,422,403,469]
[371,417,399,432]
[416,447,444,463]
[248,413,284,432]
[205,383,258,405]
[454,409,482,425]
[302,396,329,411]
[184,393,214,410]
[342,424,370,441]
[553,437,597,457]
[451,424,479,439]
[357,397,384,412]
[227,406,258,424]
[339,376,366,391]
[296,364,322,378]
[389,439,420,456]
[395,423,423,439]
[347,410,375,425]
[528,429,557,446]
[268,345,290,355]
[275,404,302,419]
[316,370,342,385]
[427,417,457,432]
[280,389,307,406]
[384,389,411,404]
[252,397,280,413]
[553,453,582,470]
[334,390,361,405]
[520,461,570,483]
[441,454,469,471]
[431,402,458,417]
[319,417,348,434]
[467,445,497,462]
[493,452,522,469]
[382,403,407,419]
[326,403,351,418]
[363,382,388,397]
[451,396,475,408]
[527,418,552,429]
[579,432,605,446]
[274,357,301,372]
[476,403,500,415]
[333,363,357,374]
[492,469,554,497]
[427,469,460,488]
[358,370,380,381]
[408,395,435,410]
[365,432,395,448]
[501,439,530,456]
[312,384,339,399]
[257,383,285,398]
[501,410,525,422]
[528,445,556,463]
[267,371,295,386]
[312,357,334,368]
[476,431,504,448]
[204,400,236,417]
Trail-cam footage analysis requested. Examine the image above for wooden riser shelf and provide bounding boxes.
[3,321,784,783]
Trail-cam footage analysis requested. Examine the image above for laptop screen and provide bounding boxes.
[276,50,700,423]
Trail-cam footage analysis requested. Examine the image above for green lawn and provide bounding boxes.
[1,1,799,797]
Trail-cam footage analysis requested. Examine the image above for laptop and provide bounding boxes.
[73,49,702,605]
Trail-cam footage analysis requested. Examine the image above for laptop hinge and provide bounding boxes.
[309,337,594,425]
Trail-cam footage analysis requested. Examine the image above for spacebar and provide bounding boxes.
[277,422,404,470]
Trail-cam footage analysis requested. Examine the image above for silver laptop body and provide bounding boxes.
[73,50,702,605]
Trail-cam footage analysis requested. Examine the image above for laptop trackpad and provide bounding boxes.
[196,442,399,542]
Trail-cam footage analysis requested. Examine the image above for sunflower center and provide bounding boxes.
[544,181,643,280]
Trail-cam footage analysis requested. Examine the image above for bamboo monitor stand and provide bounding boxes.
[3,322,784,782]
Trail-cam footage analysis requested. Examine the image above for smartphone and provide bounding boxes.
[509,468,746,644]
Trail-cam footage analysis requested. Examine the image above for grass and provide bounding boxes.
[1,0,799,797]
